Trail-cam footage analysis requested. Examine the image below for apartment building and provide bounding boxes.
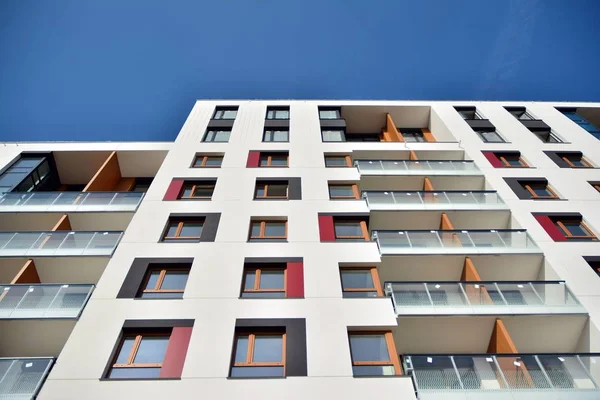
[0,100,599,399]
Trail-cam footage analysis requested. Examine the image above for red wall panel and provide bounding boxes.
[246,151,260,168]
[163,180,184,201]
[318,215,335,241]
[534,215,567,241]
[481,151,503,168]
[286,261,304,298]
[160,327,193,378]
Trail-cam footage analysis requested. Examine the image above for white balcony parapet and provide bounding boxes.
[405,354,600,399]
[385,281,584,316]
[0,191,144,212]
[363,190,506,210]
[0,357,54,399]
[355,160,481,175]
[372,229,539,255]
[0,284,94,319]
[0,231,123,257]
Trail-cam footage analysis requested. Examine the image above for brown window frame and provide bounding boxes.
[499,154,529,168]
[334,220,369,241]
[139,267,190,297]
[593,184,600,193]
[523,182,559,199]
[249,220,288,240]
[348,331,401,375]
[329,184,360,200]
[325,155,352,168]
[255,182,289,199]
[561,155,593,168]
[340,267,383,297]
[192,155,223,168]
[259,153,289,168]
[233,332,286,372]
[179,182,215,199]
[555,219,597,240]
[163,219,204,240]
[111,332,170,371]
[241,267,287,297]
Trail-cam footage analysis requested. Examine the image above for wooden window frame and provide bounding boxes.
[193,155,223,168]
[523,182,559,199]
[255,182,289,199]
[249,220,288,240]
[242,267,287,297]
[140,267,190,296]
[111,333,170,371]
[164,219,204,240]
[348,331,401,375]
[334,220,369,241]
[555,219,597,240]
[259,153,289,167]
[233,332,286,373]
[179,183,215,199]
[340,267,383,297]
[325,155,352,168]
[562,155,592,168]
[329,184,360,200]
[499,154,529,168]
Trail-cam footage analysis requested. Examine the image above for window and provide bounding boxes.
[553,218,597,241]
[559,110,600,140]
[401,129,425,142]
[203,129,231,142]
[456,107,482,120]
[163,219,203,241]
[179,181,215,199]
[255,181,288,199]
[534,130,563,143]
[585,258,600,277]
[259,153,288,167]
[319,108,341,119]
[193,155,223,168]
[213,107,238,120]
[591,182,600,193]
[340,267,383,298]
[108,332,170,378]
[0,155,51,193]
[559,152,592,168]
[325,155,352,167]
[506,108,535,120]
[322,130,346,142]
[520,181,559,199]
[241,267,286,298]
[329,184,360,199]
[497,152,529,167]
[132,178,153,192]
[231,332,285,377]
[334,219,369,242]
[249,219,287,241]
[476,130,505,143]
[266,107,289,120]
[348,332,401,376]
[263,129,289,142]
[138,266,190,299]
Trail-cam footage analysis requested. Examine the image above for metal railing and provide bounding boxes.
[404,354,600,393]
[0,231,123,257]
[0,191,144,212]
[385,281,583,315]
[363,190,506,209]
[355,160,480,175]
[0,284,94,319]
[0,357,54,399]
[372,229,539,254]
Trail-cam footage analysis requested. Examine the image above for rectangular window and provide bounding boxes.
[213,107,238,120]
[108,332,171,378]
[241,267,286,298]
[560,110,600,140]
[193,155,223,168]
[456,108,482,120]
[249,220,287,241]
[325,155,352,167]
[496,153,529,168]
[553,219,597,241]
[266,107,290,120]
[179,182,215,199]
[163,219,204,241]
[476,130,505,143]
[401,129,425,142]
[322,130,346,142]
[263,130,289,142]
[138,267,190,299]
[319,108,341,119]
[507,108,535,120]
[521,181,559,199]
[259,153,288,167]
[329,184,360,199]
[534,131,563,143]
[231,332,285,377]
[255,181,288,199]
[348,332,401,376]
[334,219,369,242]
[203,130,231,142]
[340,267,382,298]
[559,153,592,168]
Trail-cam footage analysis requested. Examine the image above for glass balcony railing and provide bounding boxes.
[0,358,54,399]
[363,190,506,210]
[385,281,584,315]
[372,230,539,254]
[0,284,93,319]
[0,191,144,212]
[355,160,480,175]
[0,231,123,257]
[405,354,600,397]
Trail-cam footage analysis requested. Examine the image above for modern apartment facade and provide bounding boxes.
[0,100,600,399]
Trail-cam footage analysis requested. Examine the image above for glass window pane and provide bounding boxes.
[562,222,590,236]
[329,186,354,197]
[161,271,189,290]
[349,335,390,362]
[133,336,169,364]
[193,186,214,197]
[109,367,161,379]
[166,223,179,237]
[214,131,230,142]
[530,185,552,197]
[230,366,284,377]
[343,291,379,298]
[244,271,256,290]
[319,110,340,119]
[181,186,194,198]
[221,110,237,119]
[270,156,287,166]
[13,158,43,168]
[179,222,203,237]
[255,185,266,197]
[352,365,396,376]
[335,222,363,237]
[204,131,215,141]
[234,336,249,363]
[275,110,289,119]
[259,270,284,289]
[341,270,374,289]
[140,292,183,299]
[325,157,348,167]
[259,157,269,166]
[115,337,136,364]
[479,131,504,143]
[204,157,222,167]
[264,222,286,237]
[144,271,161,290]
[250,222,261,237]
[322,130,345,142]
[267,185,287,197]
[266,110,275,119]
[253,336,283,362]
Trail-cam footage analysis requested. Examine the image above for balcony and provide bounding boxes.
[0,357,54,399]
[0,191,144,213]
[355,160,480,176]
[372,230,539,255]
[0,284,93,319]
[363,191,506,211]
[385,281,584,316]
[404,354,600,399]
[0,231,122,257]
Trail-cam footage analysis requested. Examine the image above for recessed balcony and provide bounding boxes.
[355,159,480,176]
[0,191,144,213]
[0,231,122,257]
[363,190,506,211]
[0,284,93,318]
[0,357,54,399]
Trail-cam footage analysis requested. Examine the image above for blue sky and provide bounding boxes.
[1,0,599,142]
